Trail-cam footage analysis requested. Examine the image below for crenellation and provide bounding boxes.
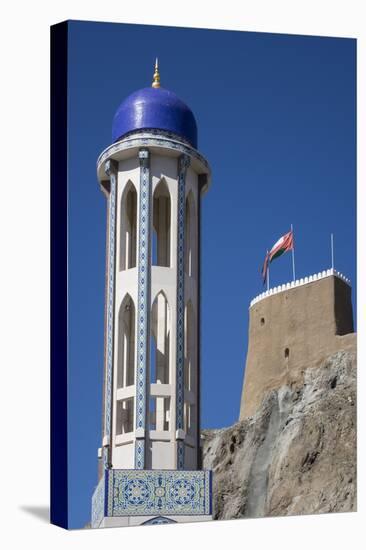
[250,269,351,308]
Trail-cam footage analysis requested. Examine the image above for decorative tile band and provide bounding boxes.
[115,128,193,148]
[105,469,212,517]
[250,268,351,308]
[91,474,106,528]
[97,131,210,182]
[176,154,190,470]
[104,160,118,468]
[135,149,151,469]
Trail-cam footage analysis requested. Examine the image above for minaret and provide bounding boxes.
[91,62,212,528]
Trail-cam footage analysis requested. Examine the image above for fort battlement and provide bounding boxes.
[250,269,351,308]
[240,270,355,419]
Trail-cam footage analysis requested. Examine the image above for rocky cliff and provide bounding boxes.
[202,345,356,520]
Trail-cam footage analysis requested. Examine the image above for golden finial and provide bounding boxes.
[152,58,160,88]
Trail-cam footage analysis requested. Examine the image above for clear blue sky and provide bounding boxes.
[66,20,356,528]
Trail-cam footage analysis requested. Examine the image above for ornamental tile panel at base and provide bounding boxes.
[109,470,210,516]
[91,469,211,520]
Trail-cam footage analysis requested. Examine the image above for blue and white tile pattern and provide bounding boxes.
[105,469,211,517]
[176,154,190,469]
[135,149,151,469]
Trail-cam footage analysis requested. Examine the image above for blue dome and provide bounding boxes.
[112,87,197,148]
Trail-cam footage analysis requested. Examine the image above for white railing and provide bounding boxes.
[250,268,351,308]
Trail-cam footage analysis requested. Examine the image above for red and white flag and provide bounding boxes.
[261,230,294,286]
[269,230,294,262]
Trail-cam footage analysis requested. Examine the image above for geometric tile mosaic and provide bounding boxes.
[92,470,212,527]
[91,469,212,526]
[106,469,211,517]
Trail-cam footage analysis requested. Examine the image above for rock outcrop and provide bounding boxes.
[202,347,356,520]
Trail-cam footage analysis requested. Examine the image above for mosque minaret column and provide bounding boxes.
[134,148,151,470]
[92,61,212,527]
[176,153,191,470]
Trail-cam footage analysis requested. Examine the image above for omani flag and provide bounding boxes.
[269,230,294,263]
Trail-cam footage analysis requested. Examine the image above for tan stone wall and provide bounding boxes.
[239,275,355,419]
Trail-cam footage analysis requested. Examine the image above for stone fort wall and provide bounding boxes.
[239,270,355,419]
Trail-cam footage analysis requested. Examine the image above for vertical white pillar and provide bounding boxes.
[103,159,118,470]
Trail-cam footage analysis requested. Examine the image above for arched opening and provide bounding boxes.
[152,179,171,267]
[184,301,196,437]
[142,516,177,525]
[150,291,171,431]
[185,191,197,277]
[117,294,135,388]
[184,301,195,392]
[120,182,137,271]
[150,291,170,384]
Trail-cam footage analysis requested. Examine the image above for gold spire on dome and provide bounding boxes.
[152,58,161,88]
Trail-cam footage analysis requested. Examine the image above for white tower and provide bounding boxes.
[91,62,212,527]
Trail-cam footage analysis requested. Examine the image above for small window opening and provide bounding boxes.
[117,296,135,388]
[116,398,134,434]
[149,396,170,431]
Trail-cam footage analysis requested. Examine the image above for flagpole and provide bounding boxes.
[291,224,296,281]
[331,233,334,270]
[267,250,270,291]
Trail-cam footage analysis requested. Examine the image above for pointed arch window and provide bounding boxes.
[184,301,195,392]
[120,182,137,271]
[149,291,171,432]
[150,291,170,385]
[184,301,196,437]
[152,179,171,267]
[185,191,197,277]
[117,294,136,388]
